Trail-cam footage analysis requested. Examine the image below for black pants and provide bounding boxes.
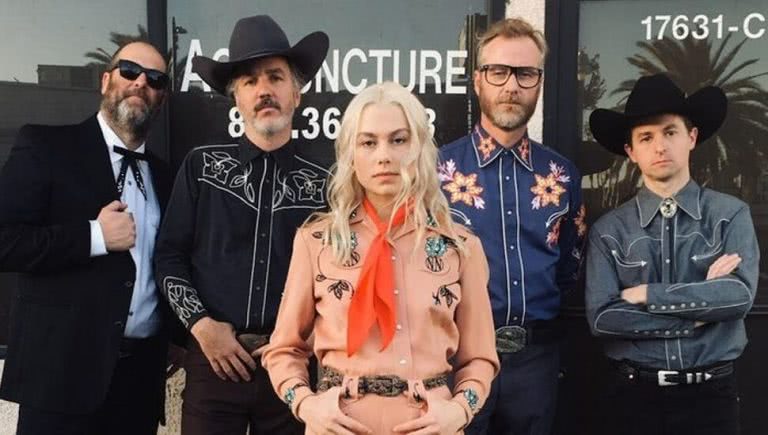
[466,342,560,435]
[16,335,167,435]
[181,340,303,435]
[601,366,740,435]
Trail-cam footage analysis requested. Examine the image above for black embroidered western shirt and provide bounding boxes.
[154,137,330,333]
[585,180,759,369]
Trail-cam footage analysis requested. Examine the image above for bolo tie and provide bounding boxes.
[113,146,147,199]
[659,197,678,218]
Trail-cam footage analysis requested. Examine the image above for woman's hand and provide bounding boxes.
[297,386,373,435]
[393,395,467,434]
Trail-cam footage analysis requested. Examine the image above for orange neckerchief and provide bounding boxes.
[347,198,408,356]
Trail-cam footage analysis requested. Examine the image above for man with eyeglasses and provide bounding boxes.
[438,17,586,435]
[0,41,180,434]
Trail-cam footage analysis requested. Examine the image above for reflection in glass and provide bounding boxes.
[578,0,768,297]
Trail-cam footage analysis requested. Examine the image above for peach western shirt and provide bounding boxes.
[262,207,499,424]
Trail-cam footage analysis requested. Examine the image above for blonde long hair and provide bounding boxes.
[313,81,464,264]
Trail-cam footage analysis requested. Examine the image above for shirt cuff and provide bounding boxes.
[280,379,313,420]
[89,220,108,257]
[452,383,482,428]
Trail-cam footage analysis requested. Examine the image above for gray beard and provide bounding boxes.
[103,97,153,138]
[488,103,535,131]
[249,115,291,138]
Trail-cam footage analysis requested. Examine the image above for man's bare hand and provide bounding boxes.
[621,284,648,305]
[97,200,135,251]
[706,253,742,280]
[190,317,256,382]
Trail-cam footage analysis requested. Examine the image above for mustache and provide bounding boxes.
[254,98,281,112]
[121,88,149,103]
[495,94,521,105]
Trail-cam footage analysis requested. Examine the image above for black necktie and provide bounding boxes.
[113,146,148,199]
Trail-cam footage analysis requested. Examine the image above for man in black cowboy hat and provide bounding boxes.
[154,15,329,434]
[584,73,759,435]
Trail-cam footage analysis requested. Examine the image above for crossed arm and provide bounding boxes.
[585,207,759,338]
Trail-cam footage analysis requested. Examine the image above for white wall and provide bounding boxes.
[505,0,547,143]
[0,362,18,435]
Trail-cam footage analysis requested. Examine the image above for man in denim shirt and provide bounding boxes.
[439,18,586,435]
[585,74,759,435]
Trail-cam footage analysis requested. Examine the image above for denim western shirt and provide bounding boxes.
[438,124,586,328]
[585,180,759,369]
[154,137,330,333]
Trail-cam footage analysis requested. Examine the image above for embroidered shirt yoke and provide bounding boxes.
[585,181,759,369]
[438,125,586,328]
[154,137,330,333]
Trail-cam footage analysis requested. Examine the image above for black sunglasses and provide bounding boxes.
[110,59,169,90]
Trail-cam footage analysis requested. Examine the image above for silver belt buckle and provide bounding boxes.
[657,370,679,386]
[495,326,527,353]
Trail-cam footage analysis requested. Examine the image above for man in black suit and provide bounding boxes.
[0,41,173,435]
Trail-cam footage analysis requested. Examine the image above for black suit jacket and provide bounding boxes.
[0,115,177,414]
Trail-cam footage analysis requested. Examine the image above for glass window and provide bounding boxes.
[577,0,768,299]
[0,1,148,346]
[167,0,487,168]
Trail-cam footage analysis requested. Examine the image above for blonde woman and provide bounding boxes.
[262,82,499,435]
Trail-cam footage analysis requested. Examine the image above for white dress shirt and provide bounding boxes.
[89,112,162,338]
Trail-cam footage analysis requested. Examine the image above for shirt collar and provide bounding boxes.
[349,204,455,241]
[97,112,146,164]
[472,123,533,171]
[237,135,298,171]
[636,179,702,227]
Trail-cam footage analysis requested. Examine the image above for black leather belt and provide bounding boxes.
[495,319,564,353]
[613,360,734,387]
[317,366,448,398]
[235,333,270,353]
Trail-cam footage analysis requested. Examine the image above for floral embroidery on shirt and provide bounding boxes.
[439,160,485,209]
[477,136,497,160]
[291,168,326,204]
[312,231,360,267]
[426,213,437,228]
[517,137,531,162]
[314,236,355,300]
[343,232,360,267]
[432,284,458,308]
[531,161,570,209]
[574,205,587,237]
[425,236,448,272]
[202,151,239,184]
[546,218,562,247]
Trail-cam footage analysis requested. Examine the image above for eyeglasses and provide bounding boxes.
[110,59,169,90]
[478,64,543,88]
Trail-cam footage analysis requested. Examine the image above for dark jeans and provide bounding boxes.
[601,364,740,435]
[181,340,303,435]
[16,335,166,435]
[466,341,561,435]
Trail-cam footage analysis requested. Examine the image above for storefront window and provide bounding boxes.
[577,0,768,299]
[167,0,487,168]
[0,1,148,347]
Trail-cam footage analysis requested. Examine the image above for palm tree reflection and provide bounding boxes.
[592,35,768,208]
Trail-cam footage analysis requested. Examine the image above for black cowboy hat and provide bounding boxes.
[192,15,329,95]
[589,73,727,156]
